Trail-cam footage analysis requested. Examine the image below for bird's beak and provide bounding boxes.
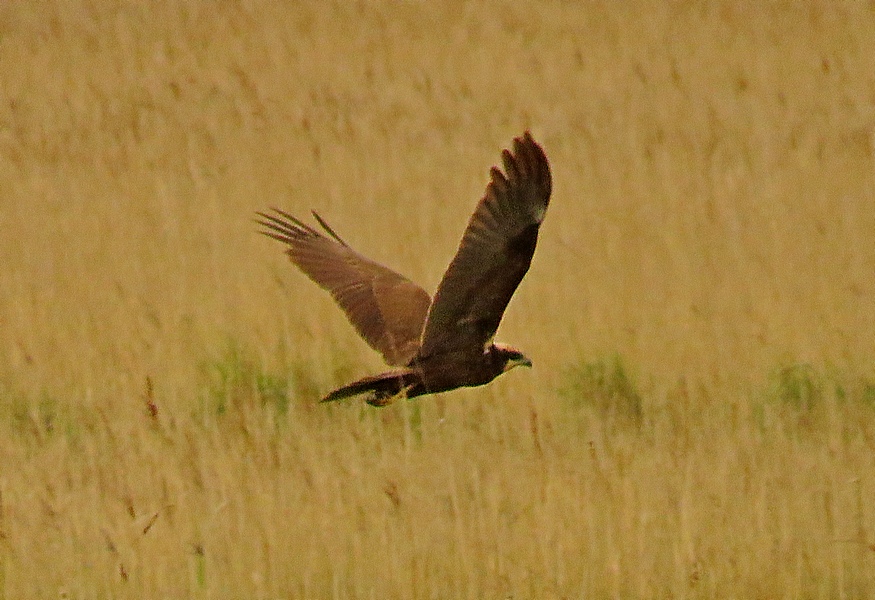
[505,355,533,372]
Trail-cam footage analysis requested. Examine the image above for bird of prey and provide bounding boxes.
[257,131,552,406]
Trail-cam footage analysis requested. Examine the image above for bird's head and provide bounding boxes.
[492,343,533,372]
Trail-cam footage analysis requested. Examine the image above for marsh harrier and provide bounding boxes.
[257,131,551,406]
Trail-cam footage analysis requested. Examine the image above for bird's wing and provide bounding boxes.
[257,208,432,366]
[417,131,552,358]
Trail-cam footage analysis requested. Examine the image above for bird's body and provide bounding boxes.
[257,131,551,406]
[323,344,532,406]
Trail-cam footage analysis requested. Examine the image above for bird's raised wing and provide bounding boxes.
[417,131,552,359]
[257,208,431,366]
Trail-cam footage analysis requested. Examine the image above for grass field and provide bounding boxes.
[1,1,875,597]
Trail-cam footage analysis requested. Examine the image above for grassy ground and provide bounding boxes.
[1,1,874,597]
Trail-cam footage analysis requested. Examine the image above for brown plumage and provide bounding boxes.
[257,131,552,406]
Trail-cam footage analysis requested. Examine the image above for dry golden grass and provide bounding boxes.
[1,1,874,597]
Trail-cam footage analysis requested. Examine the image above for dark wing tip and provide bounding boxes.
[256,208,353,247]
[255,207,322,243]
[512,131,552,213]
[492,132,552,224]
[501,148,520,181]
[311,210,349,247]
[517,131,550,187]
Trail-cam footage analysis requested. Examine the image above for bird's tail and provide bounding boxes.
[321,369,418,406]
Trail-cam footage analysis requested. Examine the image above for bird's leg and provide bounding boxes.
[366,384,413,407]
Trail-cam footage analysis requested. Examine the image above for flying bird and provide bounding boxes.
[257,131,552,406]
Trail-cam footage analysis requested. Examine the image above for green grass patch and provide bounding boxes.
[769,364,824,411]
[198,339,297,418]
[558,354,643,426]
[0,381,81,445]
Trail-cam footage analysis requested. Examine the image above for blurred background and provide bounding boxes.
[0,1,873,597]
